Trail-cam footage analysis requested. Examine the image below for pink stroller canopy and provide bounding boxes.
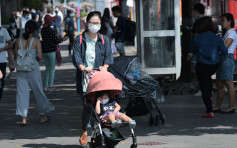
[86,71,122,103]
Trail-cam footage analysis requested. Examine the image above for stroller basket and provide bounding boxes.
[92,127,126,147]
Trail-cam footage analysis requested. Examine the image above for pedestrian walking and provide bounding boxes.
[112,6,126,56]
[72,11,113,146]
[0,26,13,101]
[102,8,114,42]
[41,15,67,92]
[187,16,228,118]
[7,18,20,78]
[192,3,205,96]
[53,10,63,66]
[14,20,54,125]
[65,9,75,56]
[19,10,30,37]
[213,13,237,114]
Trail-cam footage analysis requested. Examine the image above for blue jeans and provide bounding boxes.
[115,42,125,56]
[43,52,56,87]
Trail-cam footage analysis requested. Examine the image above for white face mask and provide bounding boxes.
[102,98,109,104]
[88,24,101,33]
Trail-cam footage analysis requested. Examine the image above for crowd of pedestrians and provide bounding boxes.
[0,3,237,147]
[188,3,237,118]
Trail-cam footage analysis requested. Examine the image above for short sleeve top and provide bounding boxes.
[223,28,237,53]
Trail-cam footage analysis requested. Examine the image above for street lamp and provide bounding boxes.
[77,0,80,34]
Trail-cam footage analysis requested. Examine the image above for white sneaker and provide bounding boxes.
[129,120,136,129]
[111,119,122,128]
[194,90,202,96]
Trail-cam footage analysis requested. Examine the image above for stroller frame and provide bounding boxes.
[83,71,137,148]
[87,106,137,148]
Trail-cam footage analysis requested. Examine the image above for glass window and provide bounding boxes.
[143,0,174,31]
[144,37,175,68]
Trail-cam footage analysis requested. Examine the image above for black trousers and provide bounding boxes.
[0,63,7,100]
[81,95,90,131]
[196,62,219,113]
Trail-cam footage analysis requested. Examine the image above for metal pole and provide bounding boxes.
[53,0,55,13]
[0,0,2,28]
[77,0,80,35]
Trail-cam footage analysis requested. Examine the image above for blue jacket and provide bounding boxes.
[73,31,114,95]
[189,32,228,64]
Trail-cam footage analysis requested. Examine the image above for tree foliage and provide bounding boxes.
[23,0,43,9]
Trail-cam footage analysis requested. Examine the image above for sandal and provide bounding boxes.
[17,123,27,127]
[79,133,88,146]
[40,115,51,123]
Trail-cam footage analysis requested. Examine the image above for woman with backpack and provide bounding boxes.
[73,11,113,146]
[14,20,55,126]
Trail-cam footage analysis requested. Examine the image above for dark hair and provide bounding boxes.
[22,10,29,15]
[222,13,235,28]
[9,18,17,29]
[99,21,108,35]
[112,6,121,13]
[23,20,37,40]
[103,8,110,19]
[47,7,53,13]
[194,3,205,15]
[86,11,101,23]
[196,16,216,33]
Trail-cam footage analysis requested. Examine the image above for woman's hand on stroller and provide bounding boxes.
[84,67,93,73]
[99,66,107,71]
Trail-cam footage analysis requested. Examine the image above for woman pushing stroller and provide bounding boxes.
[72,11,113,146]
[95,90,136,129]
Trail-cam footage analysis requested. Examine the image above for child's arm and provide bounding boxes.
[95,98,102,114]
[113,103,121,115]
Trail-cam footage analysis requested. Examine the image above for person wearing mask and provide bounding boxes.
[73,11,113,146]
[191,3,206,97]
[41,15,67,92]
[112,6,126,56]
[53,10,63,66]
[0,25,13,101]
[213,13,237,114]
[187,17,228,118]
[7,18,20,78]
[13,11,21,29]
[65,10,75,56]
[102,8,114,41]
[19,10,30,37]
[14,20,55,125]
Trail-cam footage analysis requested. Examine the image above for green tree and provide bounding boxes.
[23,0,42,9]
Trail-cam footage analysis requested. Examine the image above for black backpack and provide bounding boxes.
[125,98,153,117]
[125,18,136,44]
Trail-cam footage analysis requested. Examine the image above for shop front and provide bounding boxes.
[135,0,181,79]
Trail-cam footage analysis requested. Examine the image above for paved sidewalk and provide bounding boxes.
[1,42,237,148]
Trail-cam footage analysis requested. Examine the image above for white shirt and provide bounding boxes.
[223,28,237,53]
[20,16,29,29]
[0,27,11,63]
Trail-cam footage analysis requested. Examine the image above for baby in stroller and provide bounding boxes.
[85,71,137,148]
[95,90,136,129]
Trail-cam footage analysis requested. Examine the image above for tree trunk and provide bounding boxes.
[178,0,196,82]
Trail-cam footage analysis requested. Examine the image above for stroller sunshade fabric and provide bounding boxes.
[86,71,122,97]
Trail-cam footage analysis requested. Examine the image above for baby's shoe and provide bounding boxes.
[111,119,122,128]
[129,120,136,129]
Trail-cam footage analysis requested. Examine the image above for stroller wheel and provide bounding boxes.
[154,115,159,126]
[160,114,165,125]
[149,116,154,126]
